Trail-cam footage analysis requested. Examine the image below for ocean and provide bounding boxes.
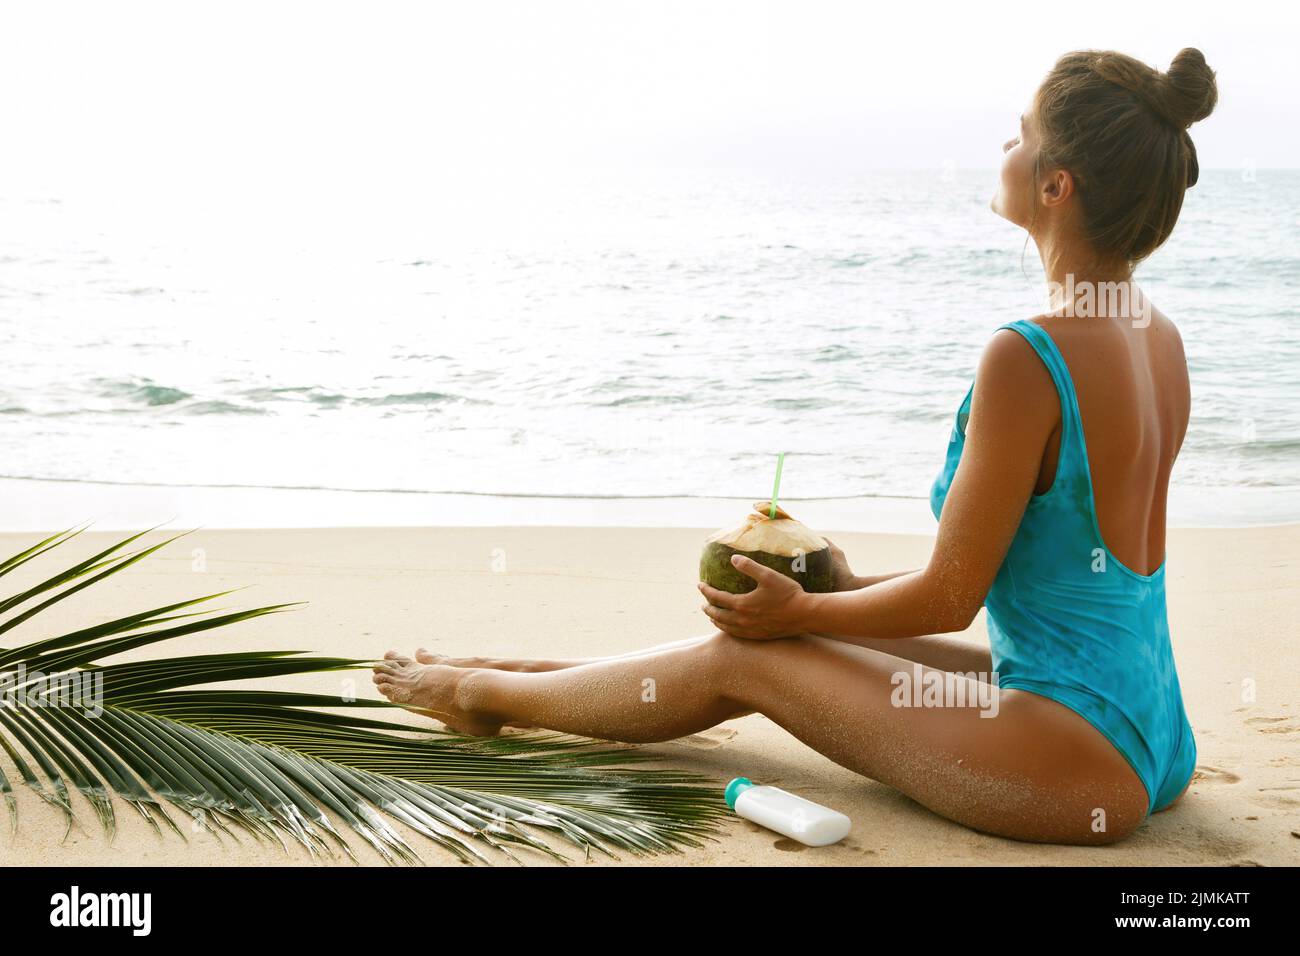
[2,166,1297,528]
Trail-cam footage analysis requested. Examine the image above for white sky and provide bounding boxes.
[0,0,1295,208]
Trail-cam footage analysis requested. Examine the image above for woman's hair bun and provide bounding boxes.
[1162,47,1218,128]
[1089,47,1217,130]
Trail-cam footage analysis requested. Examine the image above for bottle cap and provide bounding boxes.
[724,776,755,809]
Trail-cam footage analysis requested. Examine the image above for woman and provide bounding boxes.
[373,48,1217,846]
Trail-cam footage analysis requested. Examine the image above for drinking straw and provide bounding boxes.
[769,452,785,519]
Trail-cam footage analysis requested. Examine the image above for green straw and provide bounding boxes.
[769,452,785,518]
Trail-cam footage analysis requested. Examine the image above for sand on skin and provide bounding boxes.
[0,525,1295,867]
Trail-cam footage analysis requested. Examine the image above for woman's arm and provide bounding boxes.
[837,570,914,590]
[841,571,910,590]
[818,535,913,591]
[700,328,1059,643]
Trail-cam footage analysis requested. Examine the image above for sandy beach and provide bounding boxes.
[1,523,1296,867]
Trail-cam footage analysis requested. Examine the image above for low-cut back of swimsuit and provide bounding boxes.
[929,319,1196,816]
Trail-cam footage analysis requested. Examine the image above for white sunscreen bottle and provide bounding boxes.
[725,776,852,847]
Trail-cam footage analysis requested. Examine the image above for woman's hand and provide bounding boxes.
[750,501,857,591]
[822,536,857,591]
[698,554,812,640]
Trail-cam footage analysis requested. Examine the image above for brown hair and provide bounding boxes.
[1031,48,1218,267]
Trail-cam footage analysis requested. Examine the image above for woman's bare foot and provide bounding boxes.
[372,651,504,737]
[410,648,545,728]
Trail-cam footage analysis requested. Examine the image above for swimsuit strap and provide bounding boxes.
[994,320,1091,493]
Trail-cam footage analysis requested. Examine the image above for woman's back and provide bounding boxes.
[1030,306,1190,577]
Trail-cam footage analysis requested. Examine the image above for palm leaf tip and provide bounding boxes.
[0,529,730,864]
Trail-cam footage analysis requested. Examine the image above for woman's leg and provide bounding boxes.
[373,631,1149,844]
[419,631,993,674]
[414,633,989,728]
[417,637,755,727]
[416,635,714,673]
[816,632,993,673]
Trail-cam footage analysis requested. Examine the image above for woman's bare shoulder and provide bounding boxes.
[977,319,1053,376]
[968,322,1061,433]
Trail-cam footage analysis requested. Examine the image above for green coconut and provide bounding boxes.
[699,501,835,595]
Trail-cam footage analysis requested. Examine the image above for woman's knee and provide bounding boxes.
[701,629,807,664]
[699,629,818,704]
[698,630,760,690]
[699,630,746,671]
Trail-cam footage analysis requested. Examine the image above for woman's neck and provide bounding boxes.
[1035,234,1136,319]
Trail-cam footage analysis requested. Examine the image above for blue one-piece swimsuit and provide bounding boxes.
[929,319,1196,816]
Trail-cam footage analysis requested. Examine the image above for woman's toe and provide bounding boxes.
[377,683,411,704]
[374,653,416,675]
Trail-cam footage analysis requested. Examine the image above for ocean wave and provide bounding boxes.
[826,255,874,268]
[182,400,268,416]
[595,393,699,407]
[808,344,859,363]
[105,286,167,296]
[764,396,835,410]
[0,471,930,501]
[353,391,487,407]
[80,382,489,414]
[97,378,192,407]
[235,386,487,408]
[239,386,347,405]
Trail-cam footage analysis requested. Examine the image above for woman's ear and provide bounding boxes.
[1040,168,1075,208]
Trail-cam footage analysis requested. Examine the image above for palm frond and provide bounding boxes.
[0,531,729,864]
